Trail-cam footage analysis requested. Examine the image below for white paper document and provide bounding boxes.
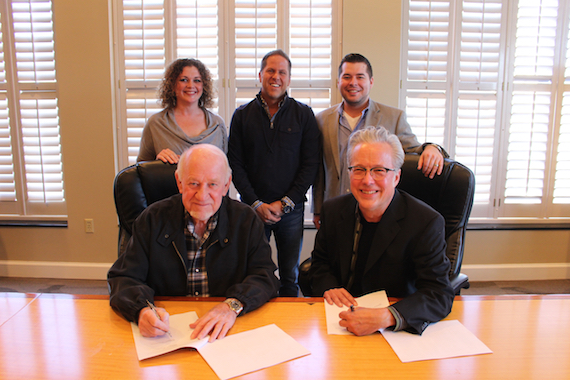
[132,312,310,379]
[131,311,208,360]
[325,290,389,335]
[199,324,310,380]
[381,320,493,362]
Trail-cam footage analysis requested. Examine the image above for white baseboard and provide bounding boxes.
[0,260,112,280]
[0,260,569,282]
[463,263,570,281]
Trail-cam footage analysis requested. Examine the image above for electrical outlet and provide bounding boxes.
[85,219,94,233]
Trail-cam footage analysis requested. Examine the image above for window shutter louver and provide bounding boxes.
[121,0,166,165]
[503,0,559,213]
[0,14,17,204]
[0,0,65,217]
[454,0,503,211]
[552,10,570,209]
[403,0,570,222]
[115,0,338,224]
[288,0,333,113]
[404,0,450,147]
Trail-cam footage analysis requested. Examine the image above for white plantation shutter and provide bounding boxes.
[454,0,504,216]
[120,0,166,165]
[175,0,219,114]
[115,0,339,225]
[504,0,556,205]
[550,7,570,212]
[403,0,505,215]
[288,0,333,113]
[555,93,570,207]
[116,0,337,164]
[122,0,165,84]
[232,0,277,109]
[0,0,65,218]
[0,10,16,205]
[502,0,563,217]
[0,95,16,203]
[118,0,220,165]
[176,0,219,74]
[403,0,451,149]
[402,0,570,222]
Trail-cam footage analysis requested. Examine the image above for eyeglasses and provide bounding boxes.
[348,166,396,180]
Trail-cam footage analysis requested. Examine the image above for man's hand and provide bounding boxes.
[313,214,321,229]
[338,307,396,336]
[323,287,357,308]
[190,302,238,342]
[138,306,171,337]
[417,145,444,179]
[255,201,283,225]
[156,148,180,164]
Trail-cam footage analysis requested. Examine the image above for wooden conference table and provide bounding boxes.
[0,293,569,379]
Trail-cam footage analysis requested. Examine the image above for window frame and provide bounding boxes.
[0,0,66,222]
[400,0,570,226]
[112,0,342,226]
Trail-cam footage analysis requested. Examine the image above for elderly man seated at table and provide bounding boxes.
[309,126,454,335]
[108,144,279,341]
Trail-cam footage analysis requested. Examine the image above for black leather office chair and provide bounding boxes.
[113,160,179,256]
[299,153,475,296]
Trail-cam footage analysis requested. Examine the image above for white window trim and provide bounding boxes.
[400,0,570,226]
[0,0,66,221]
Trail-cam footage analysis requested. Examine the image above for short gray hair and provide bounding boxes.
[177,144,231,182]
[347,126,404,169]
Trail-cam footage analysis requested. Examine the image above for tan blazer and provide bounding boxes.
[312,100,422,214]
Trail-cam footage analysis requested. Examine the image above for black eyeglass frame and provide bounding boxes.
[348,166,396,179]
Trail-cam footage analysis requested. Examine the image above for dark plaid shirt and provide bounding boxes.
[184,211,218,296]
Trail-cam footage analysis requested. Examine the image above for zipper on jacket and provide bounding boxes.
[172,241,189,293]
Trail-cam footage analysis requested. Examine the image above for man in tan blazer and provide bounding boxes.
[312,53,447,228]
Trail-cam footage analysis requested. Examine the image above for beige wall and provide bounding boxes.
[0,1,118,276]
[0,0,568,281]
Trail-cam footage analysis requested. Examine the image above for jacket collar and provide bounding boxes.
[154,194,231,249]
[335,190,406,280]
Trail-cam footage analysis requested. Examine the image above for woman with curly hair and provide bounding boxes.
[137,58,227,163]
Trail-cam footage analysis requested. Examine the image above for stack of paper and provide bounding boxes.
[131,311,310,379]
[323,290,493,362]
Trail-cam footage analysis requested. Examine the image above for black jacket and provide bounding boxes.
[310,190,454,334]
[228,93,321,205]
[108,194,280,322]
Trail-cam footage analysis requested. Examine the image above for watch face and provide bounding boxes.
[225,299,243,314]
[282,203,292,214]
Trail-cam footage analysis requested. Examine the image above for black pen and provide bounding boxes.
[350,304,355,312]
[146,299,172,338]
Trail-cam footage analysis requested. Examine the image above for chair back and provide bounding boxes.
[397,153,475,292]
[113,160,179,255]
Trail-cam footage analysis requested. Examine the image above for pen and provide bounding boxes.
[350,304,355,312]
[146,299,172,338]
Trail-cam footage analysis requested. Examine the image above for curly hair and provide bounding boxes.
[157,58,214,109]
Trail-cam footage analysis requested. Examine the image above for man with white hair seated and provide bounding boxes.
[108,144,279,342]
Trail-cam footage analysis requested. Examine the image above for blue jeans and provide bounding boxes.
[264,204,304,296]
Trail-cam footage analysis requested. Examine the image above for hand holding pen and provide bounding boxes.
[137,300,172,338]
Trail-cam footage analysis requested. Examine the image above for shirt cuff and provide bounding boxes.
[251,200,263,210]
[281,196,295,209]
[387,305,407,332]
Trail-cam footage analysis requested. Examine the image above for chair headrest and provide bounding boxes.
[113,160,179,235]
[397,153,475,236]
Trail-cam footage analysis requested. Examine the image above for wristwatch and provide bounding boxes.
[223,298,243,315]
[281,200,293,214]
